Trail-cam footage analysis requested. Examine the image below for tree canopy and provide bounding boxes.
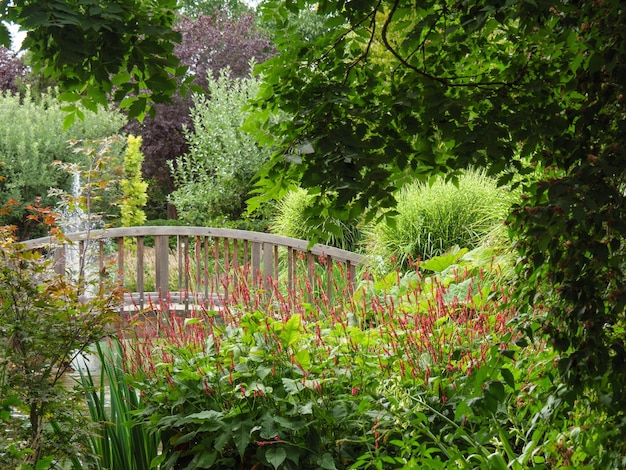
[249,0,626,439]
[0,0,187,124]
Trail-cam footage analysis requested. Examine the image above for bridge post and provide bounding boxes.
[155,235,169,296]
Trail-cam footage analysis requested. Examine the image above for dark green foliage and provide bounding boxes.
[249,0,626,449]
[1,0,187,123]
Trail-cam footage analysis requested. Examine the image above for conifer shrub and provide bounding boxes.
[120,135,148,228]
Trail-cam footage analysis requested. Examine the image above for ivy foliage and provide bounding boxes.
[0,0,188,124]
[249,0,626,445]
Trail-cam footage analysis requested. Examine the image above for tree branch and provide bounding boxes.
[380,0,524,89]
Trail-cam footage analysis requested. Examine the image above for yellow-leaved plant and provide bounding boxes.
[120,135,148,229]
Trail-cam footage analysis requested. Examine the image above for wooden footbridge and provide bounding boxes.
[22,226,365,315]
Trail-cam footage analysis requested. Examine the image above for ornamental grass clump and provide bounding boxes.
[366,169,512,272]
[270,187,362,252]
[77,340,159,470]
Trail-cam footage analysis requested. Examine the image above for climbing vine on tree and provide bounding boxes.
[249,0,626,448]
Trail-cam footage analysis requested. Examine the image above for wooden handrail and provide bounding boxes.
[22,226,364,309]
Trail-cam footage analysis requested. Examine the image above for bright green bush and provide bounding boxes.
[0,89,126,238]
[270,187,362,251]
[366,169,512,271]
[169,68,271,227]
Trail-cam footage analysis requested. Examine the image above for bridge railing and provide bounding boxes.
[22,226,365,312]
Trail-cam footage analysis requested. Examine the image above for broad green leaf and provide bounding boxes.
[265,446,287,469]
[278,314,301,347]
[500,368,515,390]
[420,247,468,273]
[232,417,254,458]
[317,452,337,470]
[57,91,81,102]
[294,349,311,370]
[111,71,132,86]
[282,377,304,394]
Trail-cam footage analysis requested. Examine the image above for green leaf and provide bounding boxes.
[282,377,304,394]
[420,248,468,272]
[278,314,301,347]
[58,91,82,102]
[35,456,55,470]
[233,417,254,458]
[192,450,217,468]
[316,452,337,470]
[63,111,76,130]
[187,410,222,421]
[111,71,132,86]
[487,451,508,470]
[0,23,10,48]
[265,446,287,469]
[294,349,311,370]
[486,380,506,403]
[500,368,515,390]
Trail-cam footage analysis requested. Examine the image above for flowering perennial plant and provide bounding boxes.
[119,247,546,469]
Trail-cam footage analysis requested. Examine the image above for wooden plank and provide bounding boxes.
[307,252,315,302]
[195,236,202,294]
[213,237,220,295]
[117,237,125,316]
[155,235,169,296]
[177,235,183,292]
[203,237,209,299]
[287,247,294,292]
[263,242,273,291]
[136,236,145,309]
[347,261,356,294]
[223,238,230,298]
[54,246,65,275]
[232,239,239,292]
[252,242,261,285]
[182,236,189,296]
[98,239,104,295]
[117,238,124,287]
[326,254,333,304]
